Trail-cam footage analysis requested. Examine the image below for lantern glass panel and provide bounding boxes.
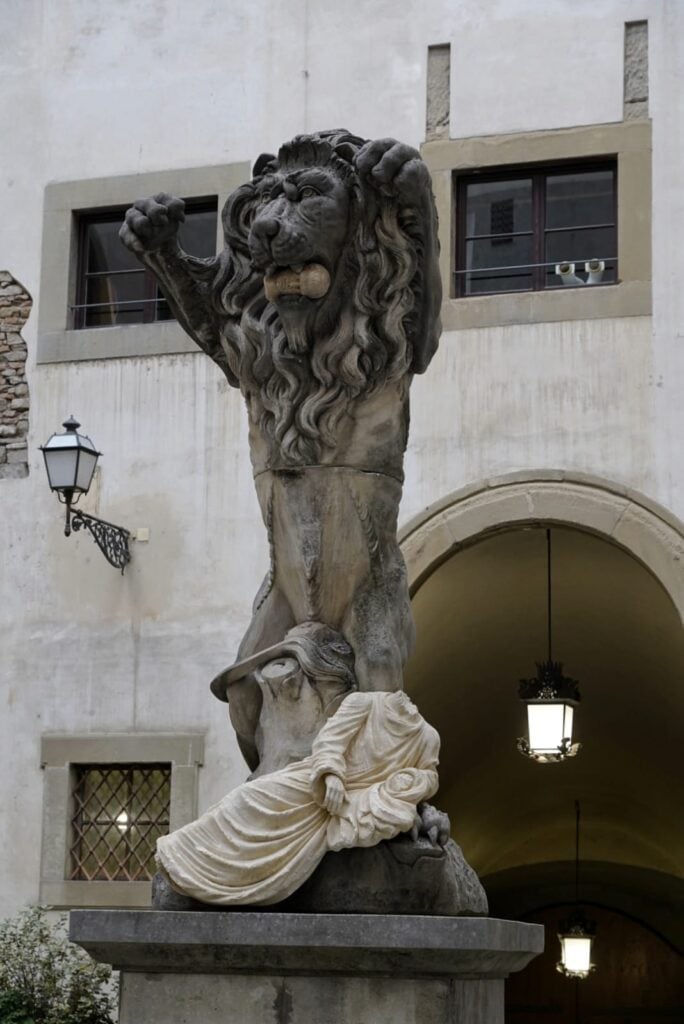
[44,448,80,490]
[527,702,567,753]
[75,449,98,493]
[560,935,592,974]
[563,703,574,741]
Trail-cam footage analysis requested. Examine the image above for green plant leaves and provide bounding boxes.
[0,908,114,1024]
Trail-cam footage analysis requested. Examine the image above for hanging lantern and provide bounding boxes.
[517,661,581,763]
[517,529,582,763]
[556,802,596,978]
[557,909,596,979]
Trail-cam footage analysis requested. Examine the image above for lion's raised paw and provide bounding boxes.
[119,192,185,254]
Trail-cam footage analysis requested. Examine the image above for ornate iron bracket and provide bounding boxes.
[67,509,131,574]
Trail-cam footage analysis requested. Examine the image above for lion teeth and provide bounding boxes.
[291,263,305,273]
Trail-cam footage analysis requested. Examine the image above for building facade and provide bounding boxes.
[1,1,682,1018]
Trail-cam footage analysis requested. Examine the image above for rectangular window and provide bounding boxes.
[73,198,218,329]
[69,764,171,881]
[455,162,617,296]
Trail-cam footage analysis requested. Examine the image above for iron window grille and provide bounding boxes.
[454,161,617,297]
[72,198,218,329]
[69,764,171,881]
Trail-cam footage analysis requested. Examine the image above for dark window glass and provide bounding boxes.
[455,163,616,296]
[464,178,533,236]
[69,764,171,881]
[74,199,218,329]
[464,236,534,294]
[545,169,614,230]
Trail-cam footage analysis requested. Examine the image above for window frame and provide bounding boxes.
[421,119,651,331]
[73,197,219,330]
[37,162,250,364]
[454,159,618,298]
[39,733,204,908]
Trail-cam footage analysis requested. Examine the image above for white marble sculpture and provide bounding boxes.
[156,688,439,906]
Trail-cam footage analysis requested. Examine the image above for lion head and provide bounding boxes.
[209,130,439,465]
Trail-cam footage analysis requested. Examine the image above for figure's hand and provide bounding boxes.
[355,138,431,204]
[322,774,346,815]
[119,192,185,255]
[410,802,450,847]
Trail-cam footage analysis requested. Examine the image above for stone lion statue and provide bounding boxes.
[121,130,442,772]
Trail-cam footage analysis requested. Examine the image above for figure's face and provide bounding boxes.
[248,163,351,345]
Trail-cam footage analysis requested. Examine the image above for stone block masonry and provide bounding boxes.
[624,21,649,120]
[0,272,31,480]
[70,909,544,1024]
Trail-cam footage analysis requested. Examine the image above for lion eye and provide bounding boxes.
[298,186,319,200]
[259,190,272,204]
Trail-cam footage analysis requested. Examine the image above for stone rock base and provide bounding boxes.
[152,834,488,916]
[120,972,503,1024]
[70,910,544,1024]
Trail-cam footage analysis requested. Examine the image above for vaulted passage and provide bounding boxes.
[405,525,684,1014]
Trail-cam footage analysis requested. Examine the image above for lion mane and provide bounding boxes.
[206,130,435,465]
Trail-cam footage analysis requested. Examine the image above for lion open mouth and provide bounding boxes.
[263,263,331,304]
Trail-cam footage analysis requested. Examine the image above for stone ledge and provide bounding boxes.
[70,909,543,979]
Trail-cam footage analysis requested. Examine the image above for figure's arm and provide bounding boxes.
[309,693,369,807]
[355,140,442,373]
[119,193,235,381]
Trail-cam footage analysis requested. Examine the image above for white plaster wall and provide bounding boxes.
[447,0,650,139]
[650,1,684,514]
[0,0,681,914]
[404,316,655,520]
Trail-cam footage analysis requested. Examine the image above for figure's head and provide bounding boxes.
[238,131,366,352]
[212,129,433,463]
[247,135,359,339]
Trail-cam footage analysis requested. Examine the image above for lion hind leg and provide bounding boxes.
[342,573,415,693]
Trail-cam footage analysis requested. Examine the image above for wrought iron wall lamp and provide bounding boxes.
[40,417,131,573]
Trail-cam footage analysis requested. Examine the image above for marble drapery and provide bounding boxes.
[156,691,440,906]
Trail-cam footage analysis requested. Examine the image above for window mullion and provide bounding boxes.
[455,176,466,298]
[533,173,544,291]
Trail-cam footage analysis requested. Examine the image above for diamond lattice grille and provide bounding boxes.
[70,764,171,881]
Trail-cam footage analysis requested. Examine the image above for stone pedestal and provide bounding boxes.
[70,910,543,1024]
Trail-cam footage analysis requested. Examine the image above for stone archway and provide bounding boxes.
[400,471,684,622]
[399,472,684,1012]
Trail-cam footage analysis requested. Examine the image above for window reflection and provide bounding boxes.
[75,200,217,329]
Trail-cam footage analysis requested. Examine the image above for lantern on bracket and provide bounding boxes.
[517,529,581,763]
[40,416,131,574]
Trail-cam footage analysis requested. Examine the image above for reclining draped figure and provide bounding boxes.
[121,130,487,914]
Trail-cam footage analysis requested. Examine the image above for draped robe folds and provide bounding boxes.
[155,691,440,906]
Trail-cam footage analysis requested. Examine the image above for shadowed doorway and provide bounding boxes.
[404,525,684,1018]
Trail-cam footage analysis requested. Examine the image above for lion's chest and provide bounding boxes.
[247,381,411,478]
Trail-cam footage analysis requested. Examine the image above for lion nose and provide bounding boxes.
[251,216,281,246]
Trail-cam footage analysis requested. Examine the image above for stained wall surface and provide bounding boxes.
[0,0,682,914]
